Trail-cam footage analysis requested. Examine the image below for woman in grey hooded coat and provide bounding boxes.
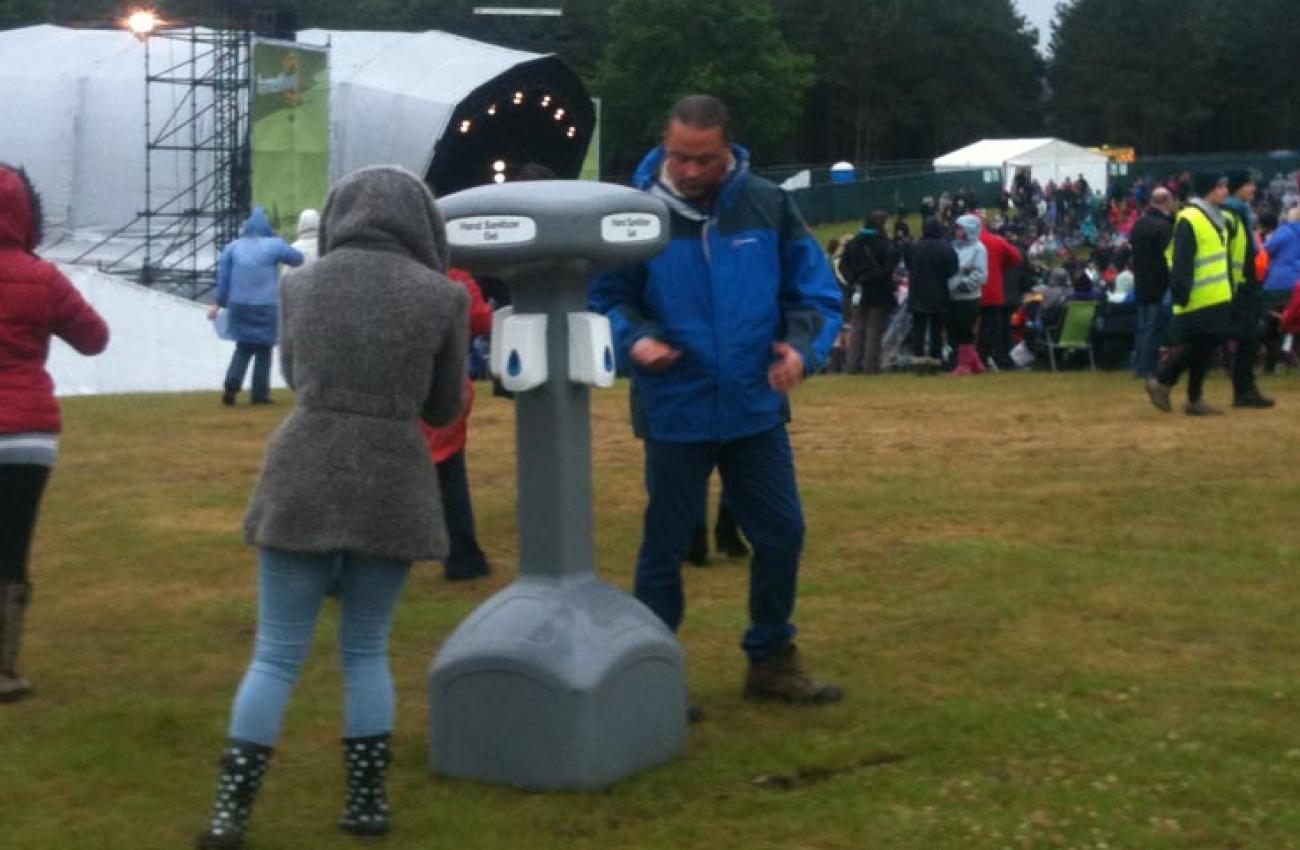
[196,166,469,849]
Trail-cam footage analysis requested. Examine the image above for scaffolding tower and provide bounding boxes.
[87,5,251,301]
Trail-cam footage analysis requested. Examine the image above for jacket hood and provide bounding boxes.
[0,163,42,250]
[921,217,946,239]
[242,207,274,238]
[955,214,983,244]
[318,166,447,272]
[634,143,752,221]
[296,208,320,237]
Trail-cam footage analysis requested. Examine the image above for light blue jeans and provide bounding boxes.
[228,548,411,746]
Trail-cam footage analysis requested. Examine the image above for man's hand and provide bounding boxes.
[630,337,682,372]
[207,305,220,320]
[768,342,805,393]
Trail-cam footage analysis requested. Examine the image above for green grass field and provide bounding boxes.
[4,372,1300,849]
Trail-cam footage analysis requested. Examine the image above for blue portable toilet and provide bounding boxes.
[830,161,856,184]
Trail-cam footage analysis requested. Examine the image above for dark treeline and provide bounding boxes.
[4,0,1297,173]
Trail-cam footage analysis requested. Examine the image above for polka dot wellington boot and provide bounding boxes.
[194,739,273,849]
[339,733,393,836]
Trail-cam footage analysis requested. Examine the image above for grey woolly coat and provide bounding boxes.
[243,166,470,562]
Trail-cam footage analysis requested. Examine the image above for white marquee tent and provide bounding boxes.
[934,138,1109,194]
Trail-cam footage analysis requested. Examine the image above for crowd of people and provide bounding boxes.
[825,163,1300,412]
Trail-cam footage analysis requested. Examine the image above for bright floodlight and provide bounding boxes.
[493,160,507,172]
[460,119,473,133]
[125,9,159,39]
[493,173,506,183]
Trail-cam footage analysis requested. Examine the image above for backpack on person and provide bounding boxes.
[837,233,880,288]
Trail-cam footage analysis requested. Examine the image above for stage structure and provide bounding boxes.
[76,4,254,300]
[1,25,596,302]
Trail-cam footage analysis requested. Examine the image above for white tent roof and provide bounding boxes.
[0,25,576,243]
[934,137,1108,193]
[933,138,1059,170]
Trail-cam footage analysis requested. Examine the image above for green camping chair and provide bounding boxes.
[1044,300,1097,372]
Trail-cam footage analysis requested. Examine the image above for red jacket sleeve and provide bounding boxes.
[49,267,109,355]
[1281,283,1300,335]
[448,268,493,336]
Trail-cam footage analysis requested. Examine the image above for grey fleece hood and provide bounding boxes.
[319,166,447,272]
[955,214,983,245]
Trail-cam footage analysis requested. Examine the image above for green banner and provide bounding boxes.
[251,40,329,240]
[579,97,601,181]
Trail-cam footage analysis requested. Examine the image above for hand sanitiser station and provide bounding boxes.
[430,181,685,790]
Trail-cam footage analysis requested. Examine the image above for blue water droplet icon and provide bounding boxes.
[507,350,522,377]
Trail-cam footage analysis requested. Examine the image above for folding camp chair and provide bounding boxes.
[1043,300,1097,372]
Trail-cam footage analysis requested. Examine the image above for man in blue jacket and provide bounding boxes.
[589,95,843,710]
[209,207,304,405]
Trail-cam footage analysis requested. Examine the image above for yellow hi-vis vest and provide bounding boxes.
[1165,206,1233,315]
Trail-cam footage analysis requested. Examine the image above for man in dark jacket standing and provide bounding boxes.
[589,95,843,711]
[1130,187,1175,378]
[905,217,959,368]
[1222,171,1273,407]
[839,210,898,374]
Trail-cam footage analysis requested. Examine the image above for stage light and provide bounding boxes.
[567,126,577,138]
[125,8,160,40]
[459,119,472,133]
[487,104,497,116]
[493,160,507,173]
[513,91,524,104]
[540,95,552,107]
[554,108,565,121]
[493,173,506,184]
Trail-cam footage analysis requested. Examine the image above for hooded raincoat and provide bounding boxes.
[0,165,109,436]
[243,167,469,563]
[215,208,304,346]
[588,144,842,443]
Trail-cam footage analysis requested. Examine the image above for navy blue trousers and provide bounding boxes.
[224,342,273,402]
[635,425,804,661]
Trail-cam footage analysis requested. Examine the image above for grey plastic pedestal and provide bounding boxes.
[429,181,685,790]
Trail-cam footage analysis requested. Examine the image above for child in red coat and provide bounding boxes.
[420,268,495,580]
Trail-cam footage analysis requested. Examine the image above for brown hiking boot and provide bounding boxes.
[1145,377,1172,412]
[744,644,843,705]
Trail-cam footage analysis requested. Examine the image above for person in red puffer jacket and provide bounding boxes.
[0,163,109,703]
[419,267,495,580]
[977,220,1024,370]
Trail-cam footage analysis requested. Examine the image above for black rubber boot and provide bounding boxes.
[339,734,393,836]
[195,739,273,849]
[0,582,33,704]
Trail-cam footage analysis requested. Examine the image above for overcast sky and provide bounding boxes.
[1014,0,1057,52]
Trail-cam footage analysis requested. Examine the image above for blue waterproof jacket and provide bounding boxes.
[215,208,304,345]
[1264,221,1300,292]
[588,145,842,443]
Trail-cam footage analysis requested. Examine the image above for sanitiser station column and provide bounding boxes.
[429,180,685,790]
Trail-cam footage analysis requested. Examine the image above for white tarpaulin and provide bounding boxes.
[47,266,287,396]
[934,138,1109,194]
